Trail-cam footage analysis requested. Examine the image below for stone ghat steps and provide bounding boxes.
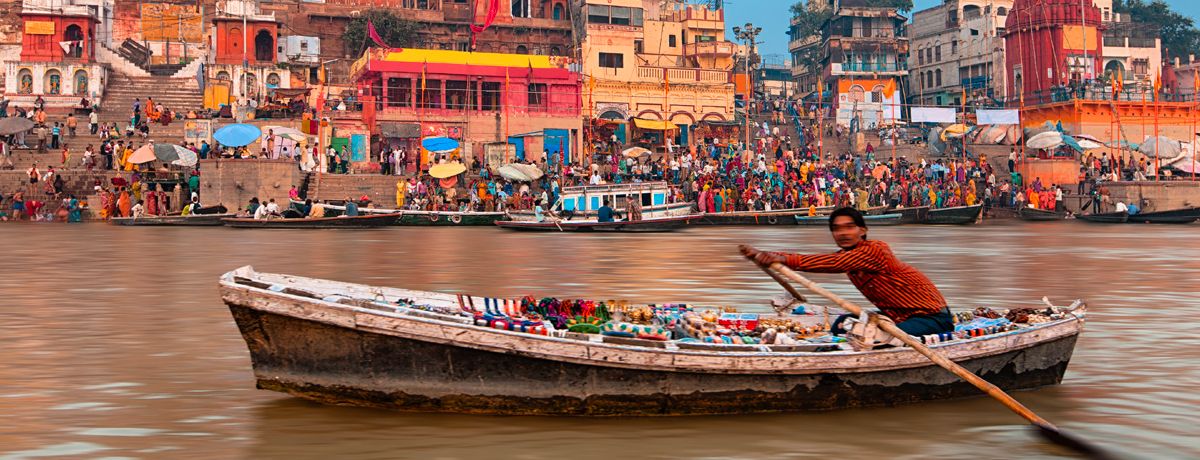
[0,170,131,200]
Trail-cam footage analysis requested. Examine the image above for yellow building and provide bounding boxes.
[580,0,736,148]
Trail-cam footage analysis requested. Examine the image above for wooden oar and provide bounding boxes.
[740,248,1111,459]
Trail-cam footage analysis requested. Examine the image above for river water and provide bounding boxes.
[0,222,1196,459]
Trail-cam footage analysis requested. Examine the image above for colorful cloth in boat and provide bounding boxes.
[780,240,946,323]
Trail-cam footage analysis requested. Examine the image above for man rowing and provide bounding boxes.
[742,207,954,337]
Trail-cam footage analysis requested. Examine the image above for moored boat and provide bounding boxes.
[293,201,505,226]
[1077,210,1129,223]
[220,266,1086,416]
[1017,206,1064,221]
[922,204,983,225]
[889,206,930,224]
[694,209,809,226]
[507,182,692,222]
[794,213,904,226]
[110,213,236,226]
[221,213,401,228]
[191,204,229,215]
[494,215,696,232]
[1125,207,1200,224]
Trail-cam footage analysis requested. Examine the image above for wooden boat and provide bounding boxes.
[191,204,229,215]
[922,204,983,225]
[220,266,1086,415]
[293,201,505,226]
[886,206,930,224]
[794,213,904,226]
[1077,211,1129,223]
[507,182,693,222]
[110,213,235,226]
[494,215,696,232]
[1125,207,1200,224]
[694,209,807,226]
[1017,206,1064,221]
[221,213,401,229]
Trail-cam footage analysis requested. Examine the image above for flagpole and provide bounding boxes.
[1154,72,1160,181]
[1193,68,1197,181]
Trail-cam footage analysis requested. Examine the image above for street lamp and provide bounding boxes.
[732,23,761,154]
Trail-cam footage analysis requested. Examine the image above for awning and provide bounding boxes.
[272,88,312,98]
[380,122,421,138]
[632,118,677,131]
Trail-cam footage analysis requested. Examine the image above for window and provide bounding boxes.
[387,78,412,108]
[926,72,933,88]
[697,35,715,42]
[872,85,884,103]
[511,0,530,19]
[588,6,642,26]
[918,71,925,89]
[668,35,677,47]
[599,52,624,69]
[918,48,924,65]
[634,39,643,53]
[527,83,547,109]
[481,82,501,111]
[610,6,630,25]
[421,79,442,109]
[970,29,979,36]
[935,45,941,61]
[446,80,468,110]
[997,7,1007,16]
[516,45,528,54]
[951,40,957,55]
[935,69,942,86]
[848,85,865,102]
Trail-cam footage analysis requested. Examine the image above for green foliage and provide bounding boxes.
[1114,0,1200,61]
[343,10,422,57]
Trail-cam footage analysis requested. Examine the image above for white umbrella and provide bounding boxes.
[622,146,652,158]
[498,164,532,182]
[1026,131,1063,150]
[1139,136,1181,159]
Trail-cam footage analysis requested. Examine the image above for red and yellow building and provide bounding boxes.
[348,47,581,166]
[4,1,108,107]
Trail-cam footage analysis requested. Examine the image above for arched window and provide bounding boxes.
[63,24,84,58]
[17,68,32,94]
[516,45,528,55]
[848,85,865,103]
[871,85,885,103]
[216,70,231,81]
[73,70,88,96]
[45,70,62,95]
[254,29,273,62]
[1105,60,1125,83]
[511,0,530,19]
[550,46,561,56]
[935,69,942,87]
[996,7,1007,16]
[552,2,564,20]
[266,72,281,88]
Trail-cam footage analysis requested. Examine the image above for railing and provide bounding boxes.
[636,66,731,84]
[683,41,735,57]
[837,62,907,73]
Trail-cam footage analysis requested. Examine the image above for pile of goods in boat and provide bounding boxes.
[383,295,1076,349]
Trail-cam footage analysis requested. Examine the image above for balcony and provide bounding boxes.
[833,62,908,76]
[684,41,735,59]
[636,66,730,84]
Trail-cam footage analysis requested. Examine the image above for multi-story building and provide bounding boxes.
[787,0,831,99]
[3,0,110,107]
[1094,0,1161,91]
[808,0,909,128]
[908,0,1011,106]
[577,0,736,148]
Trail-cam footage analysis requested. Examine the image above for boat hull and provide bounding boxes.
[1126,207,1200,224]
[795,213,904,226]
[890,206,930,224]
[922,205,982,225]
[1077,211,1128,223]
[110,213,235,226]
[1017,207,1063,221]
[222,213,400,228]
[495,216,695,232]
[228,305,1076,416]
[694,210,806,226]
[394,212,505,226]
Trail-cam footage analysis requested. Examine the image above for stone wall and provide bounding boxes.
[1102,181,1200,212]
[198,159,303,211]
[310,173,406,208]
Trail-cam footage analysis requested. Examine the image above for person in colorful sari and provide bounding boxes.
[117,188,131,217]
[67,195,82,223]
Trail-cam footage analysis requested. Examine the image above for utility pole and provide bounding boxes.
[733,23,761,156]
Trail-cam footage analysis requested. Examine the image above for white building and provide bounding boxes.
[908,0,1011,106]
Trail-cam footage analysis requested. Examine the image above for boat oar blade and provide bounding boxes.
[1032,422,1115,460]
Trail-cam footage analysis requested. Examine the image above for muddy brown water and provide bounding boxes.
[0,222,1195,459]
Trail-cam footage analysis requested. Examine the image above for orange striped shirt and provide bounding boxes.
[781,240,946,323]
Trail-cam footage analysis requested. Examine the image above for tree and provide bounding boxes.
[1114,0,1200,61]
[343,10,422,58]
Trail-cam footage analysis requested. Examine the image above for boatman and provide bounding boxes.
[742,207,953,337]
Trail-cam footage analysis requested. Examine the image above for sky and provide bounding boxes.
[725,0,1200,60]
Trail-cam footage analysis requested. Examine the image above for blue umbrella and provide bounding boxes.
[214,124,262,147]
[421,136,459,153]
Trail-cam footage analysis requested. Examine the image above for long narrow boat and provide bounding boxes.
[292,200,506,226]
[794,213,904,226]
[1017,206,1064,222]
[1125,207,1200,224]
[221,213,401,229]
[220,266,1086,415]
[1077,210,1129,223]
[494,215,696,232]
[922,204,983,225]
[111,213,236,226]
[888,206,930,224]
[695,209,809,226]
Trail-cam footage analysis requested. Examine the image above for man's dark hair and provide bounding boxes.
[828,207,866,231]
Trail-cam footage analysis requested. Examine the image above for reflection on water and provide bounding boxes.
[0,222,1196,459]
